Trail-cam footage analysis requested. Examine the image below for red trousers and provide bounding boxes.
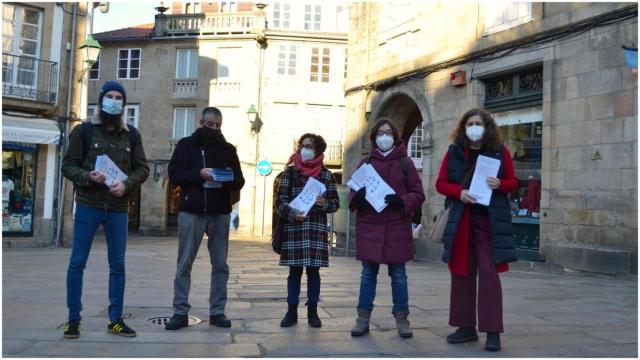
[449,213,503,333]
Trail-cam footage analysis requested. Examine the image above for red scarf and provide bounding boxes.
[287,151,324,179]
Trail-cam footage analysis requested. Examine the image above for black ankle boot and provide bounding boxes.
[280,304,298,327]
[307,302,322,328]
[446,327,479,343]
[485,332,501,351]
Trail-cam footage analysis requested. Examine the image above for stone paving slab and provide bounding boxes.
[2,236,637,357]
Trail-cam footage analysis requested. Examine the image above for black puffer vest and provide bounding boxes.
[441,143,518,265]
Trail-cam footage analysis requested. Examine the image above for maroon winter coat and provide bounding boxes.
[348,144,426,264]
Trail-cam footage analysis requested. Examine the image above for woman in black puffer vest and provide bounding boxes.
[435,108,518,352]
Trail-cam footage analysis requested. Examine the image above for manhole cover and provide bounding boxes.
[147,316,202,327]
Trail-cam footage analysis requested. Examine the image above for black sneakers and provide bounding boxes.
[485,332,501,351]
[165,314,189,330]
[209,314,232,328]
[446,327,479,343]
[63,320,80,339]
[107,319,137,337]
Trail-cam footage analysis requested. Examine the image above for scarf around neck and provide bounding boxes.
[287,151,324,179]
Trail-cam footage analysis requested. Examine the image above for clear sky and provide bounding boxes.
[92,1,160,34]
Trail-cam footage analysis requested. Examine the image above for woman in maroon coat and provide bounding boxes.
[435,108,518,352]
[348,119,425,339]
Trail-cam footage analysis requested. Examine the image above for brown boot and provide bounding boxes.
[394,310,413,338]
[350,308,371,336]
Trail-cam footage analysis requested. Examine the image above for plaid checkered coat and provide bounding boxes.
[276,166,340,267]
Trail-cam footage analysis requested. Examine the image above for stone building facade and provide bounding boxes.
[81,2,348,239]
[343,2,637,274]
[2,2,89,247]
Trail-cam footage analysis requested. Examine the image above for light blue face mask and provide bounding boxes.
[102,97,123,115]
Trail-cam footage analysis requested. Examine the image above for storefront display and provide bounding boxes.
[494,107,543,261]
[2,142,37,236]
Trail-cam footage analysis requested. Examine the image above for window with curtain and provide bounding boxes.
[172,107,196,139]
[2,4,42,89]
[484,2,532,35]
[175,49,198,78]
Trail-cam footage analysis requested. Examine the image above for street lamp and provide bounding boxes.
[246,104,262,133]
[77,34,101,82]
[79,34,101,66]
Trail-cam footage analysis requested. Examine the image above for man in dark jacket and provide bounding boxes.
[164,107,245,330]
[61,80,149,339]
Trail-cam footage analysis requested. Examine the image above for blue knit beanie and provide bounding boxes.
[98,80,127,108]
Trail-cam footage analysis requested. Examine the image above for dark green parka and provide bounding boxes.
[62,116,149,211]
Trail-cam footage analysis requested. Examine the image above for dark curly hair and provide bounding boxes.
[449,108,503,152]
[369,118,401,145]
[297,133,327,155]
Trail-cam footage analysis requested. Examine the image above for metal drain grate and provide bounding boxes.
[147,315,202,327]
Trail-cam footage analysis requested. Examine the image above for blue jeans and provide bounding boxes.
[287,266,320,305]
[67,203,128,322]
[357,261,409,315]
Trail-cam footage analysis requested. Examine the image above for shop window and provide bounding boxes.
[493,106,542,260]
[2,142,37,236]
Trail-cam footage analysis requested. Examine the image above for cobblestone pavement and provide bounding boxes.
[3,236,637,357]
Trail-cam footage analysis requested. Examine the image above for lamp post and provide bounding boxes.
[247,104,262,236]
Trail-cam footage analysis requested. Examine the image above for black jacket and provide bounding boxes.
[441,143,517,265]
[168,130,245,214]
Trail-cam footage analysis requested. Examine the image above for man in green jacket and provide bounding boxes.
[61,80,149,339]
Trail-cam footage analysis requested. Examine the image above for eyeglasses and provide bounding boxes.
[376,130,393,137]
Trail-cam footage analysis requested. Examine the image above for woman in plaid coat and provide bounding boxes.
[275,133,340,328]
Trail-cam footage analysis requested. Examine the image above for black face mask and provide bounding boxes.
[99,110,122,129]
[195,126,226,148]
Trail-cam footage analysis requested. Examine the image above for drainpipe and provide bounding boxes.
[53,2,77,248]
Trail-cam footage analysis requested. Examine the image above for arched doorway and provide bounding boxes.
[373,93,425,169]
[369,91,428,231]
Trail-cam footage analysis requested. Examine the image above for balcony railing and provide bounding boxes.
[325,140,343,166]
[173,79,198,98]
[2,53,58,104]
[155,12,257,37]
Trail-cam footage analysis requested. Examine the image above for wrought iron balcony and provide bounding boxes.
[2,53,58,104]
[154,12,258,37]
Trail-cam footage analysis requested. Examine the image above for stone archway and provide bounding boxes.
[369,82,432,144]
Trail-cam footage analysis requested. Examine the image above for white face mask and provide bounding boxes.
[466,125,485,142]
[376,134,394,152]
[300,148,315,161]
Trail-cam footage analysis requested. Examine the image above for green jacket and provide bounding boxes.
[62,116,150,211]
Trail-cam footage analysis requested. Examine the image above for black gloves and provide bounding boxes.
[352,187,367,208]
[385,194,404,208]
